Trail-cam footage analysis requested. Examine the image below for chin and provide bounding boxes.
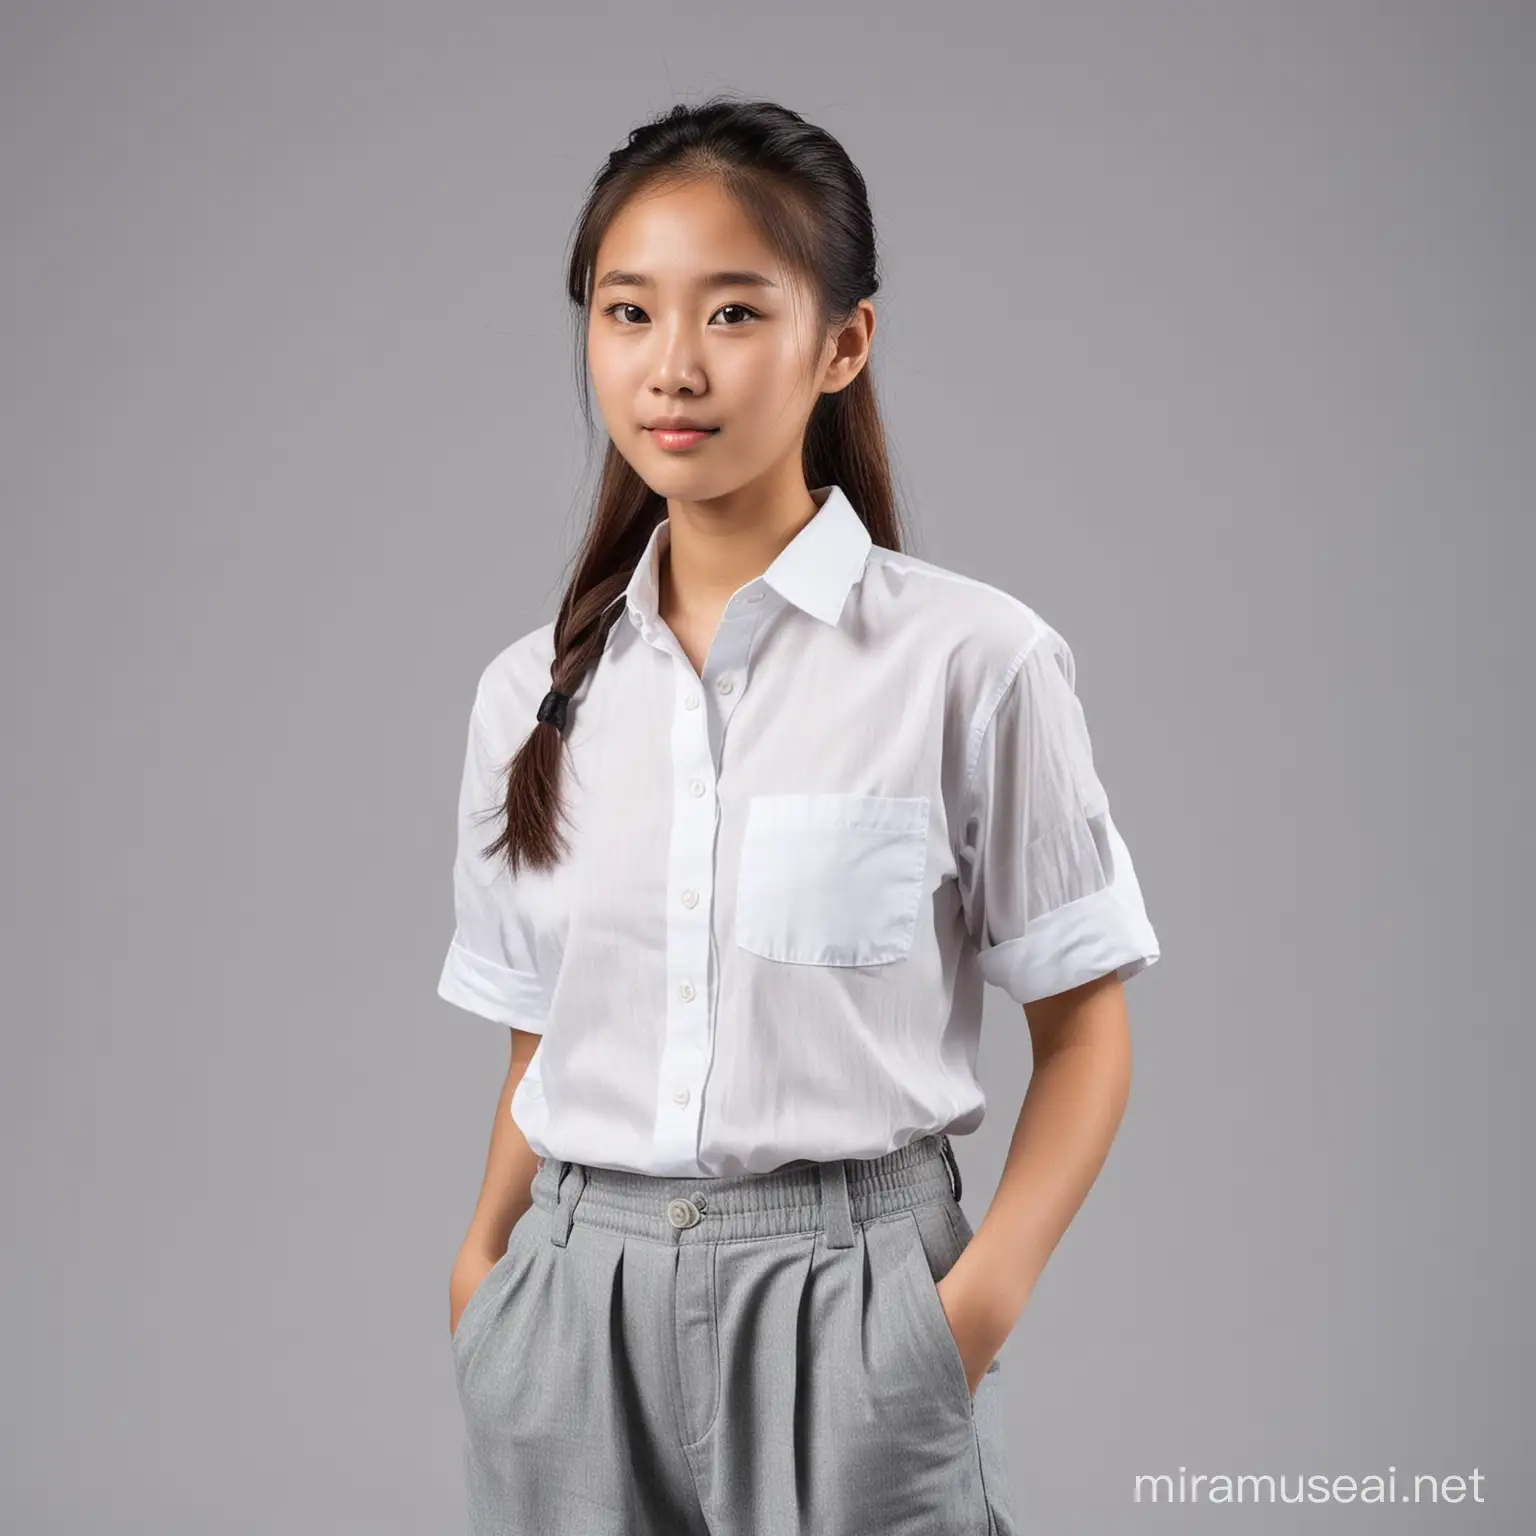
[639,462,726,498]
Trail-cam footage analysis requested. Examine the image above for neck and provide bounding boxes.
[659,475,823,621]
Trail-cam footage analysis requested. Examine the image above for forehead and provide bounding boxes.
[594,180,781,281]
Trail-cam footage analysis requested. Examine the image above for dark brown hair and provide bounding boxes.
[486,94,905,876]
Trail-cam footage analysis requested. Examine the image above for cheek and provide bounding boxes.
[720,341,810,411]
[586,332,616,384]
[586,340,636,415]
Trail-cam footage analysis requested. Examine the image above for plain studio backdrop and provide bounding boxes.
[1,3,1530,1532]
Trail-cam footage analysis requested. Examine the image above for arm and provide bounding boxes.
[939,972,1132,1388]
[438,683,554,1335]
[448,1027,544,1335]
[938,627,1157,1388]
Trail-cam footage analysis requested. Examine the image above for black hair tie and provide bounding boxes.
[537,688,570,731]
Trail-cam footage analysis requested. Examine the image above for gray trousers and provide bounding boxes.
[451,1131,1021,1534]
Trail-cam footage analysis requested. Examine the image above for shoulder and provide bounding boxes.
[470,620,558,747]
[863,543,1070,691]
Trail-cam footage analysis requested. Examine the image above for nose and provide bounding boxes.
[649,317,707,396]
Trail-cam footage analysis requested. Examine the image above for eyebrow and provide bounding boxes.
[594,269,780,292]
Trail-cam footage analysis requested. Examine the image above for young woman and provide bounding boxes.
[438,96,1160,1536]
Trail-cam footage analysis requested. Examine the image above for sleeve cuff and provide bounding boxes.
[977,880,1161,1006]
[436,938,548,1032]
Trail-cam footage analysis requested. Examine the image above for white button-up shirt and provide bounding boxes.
[437,484,1160,1176]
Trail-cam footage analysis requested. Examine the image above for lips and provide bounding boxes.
[647,425,720,452]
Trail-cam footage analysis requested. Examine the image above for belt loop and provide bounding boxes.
[818,1158,855,1249]
[940,1133,963,1204]
[550,1159,586,1247]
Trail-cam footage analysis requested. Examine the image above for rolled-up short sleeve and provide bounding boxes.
[435,688,549,1031]
[957,631,1160,1006]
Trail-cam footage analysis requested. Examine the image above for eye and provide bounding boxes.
[597,302,761,327]
[600,302,648,326]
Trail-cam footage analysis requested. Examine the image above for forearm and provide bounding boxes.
[460,1030,544,1260]
[967,998,1134,1310]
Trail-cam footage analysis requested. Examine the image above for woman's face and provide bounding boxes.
[586,179,858,502]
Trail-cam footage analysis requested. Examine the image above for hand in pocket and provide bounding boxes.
[450,1246,501,1340]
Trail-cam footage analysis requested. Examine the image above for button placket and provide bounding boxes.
[653,657,718,1168]
[704,590,770,749]
[652,598,764,1171]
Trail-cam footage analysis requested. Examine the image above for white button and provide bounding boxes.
[673,1087,690,1106]
[746,589,764,603]
[679,981,696,1001]
[717,677,734,695]
[688,778,705,797]
[685,693,700,710]
[682,888,698,909]
[667,1195,701,1227]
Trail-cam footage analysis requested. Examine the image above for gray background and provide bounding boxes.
[2,2,1529,1531]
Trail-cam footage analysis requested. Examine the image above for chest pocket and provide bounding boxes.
[734,792,931,967]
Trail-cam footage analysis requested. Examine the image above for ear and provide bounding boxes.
[820,299,876,396]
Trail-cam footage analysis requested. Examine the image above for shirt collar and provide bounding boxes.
[615,483,873,645]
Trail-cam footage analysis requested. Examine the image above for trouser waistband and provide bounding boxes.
[532,1132,964,1250]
